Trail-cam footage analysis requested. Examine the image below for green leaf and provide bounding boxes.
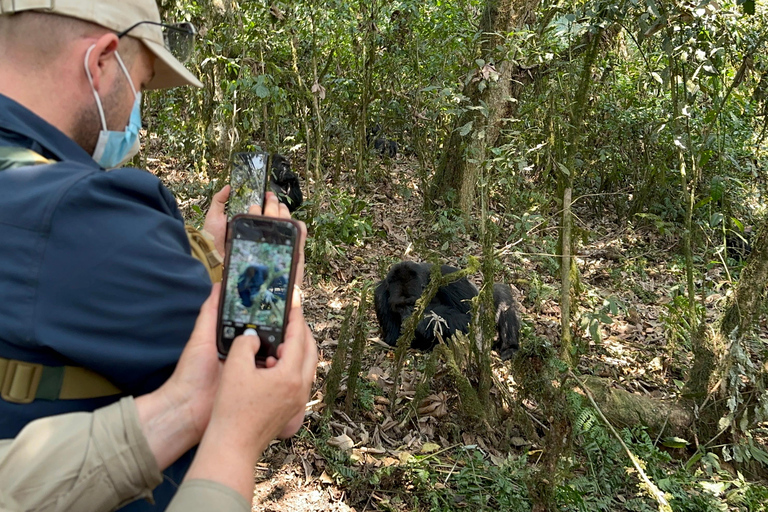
[255,84,270,98]
[458,122,473,137]
[557,162,570,176]
[589,320,601,341]
[751,446,768,464]
[685,450,704,470]
[662,436,689,449]
[710,212,724,227]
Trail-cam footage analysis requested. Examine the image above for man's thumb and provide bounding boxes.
[210,186,230,214]
[227,333,261,365]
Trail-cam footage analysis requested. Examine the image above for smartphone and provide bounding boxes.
[228,152,271,216]
[217,215,300,360]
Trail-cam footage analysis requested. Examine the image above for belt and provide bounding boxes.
[0,357,121,404]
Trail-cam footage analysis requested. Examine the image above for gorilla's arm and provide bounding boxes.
[374,280,402,347]
[414,304,472,350]
[434,265,478,315]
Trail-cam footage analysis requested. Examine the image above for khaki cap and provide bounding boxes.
[0,0,203,90]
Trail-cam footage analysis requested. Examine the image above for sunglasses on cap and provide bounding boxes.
[117,21,196,63]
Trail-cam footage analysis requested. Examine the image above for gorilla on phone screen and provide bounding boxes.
[270,154,303,212]
[374,261,520,360]
[237,264,288,309]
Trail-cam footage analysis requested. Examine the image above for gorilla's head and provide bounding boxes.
[384,261,430,318]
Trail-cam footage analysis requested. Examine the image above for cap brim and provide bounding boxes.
[142,38,203,90]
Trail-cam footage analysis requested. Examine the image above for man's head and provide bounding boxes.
[0,0,202,159]
[0,0,202,90]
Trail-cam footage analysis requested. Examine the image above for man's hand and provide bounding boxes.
[183,303,317,500]
[135,285,223,470]
[203,186,230,257]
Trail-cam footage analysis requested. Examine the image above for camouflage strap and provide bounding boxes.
[0,146,55,170]
[0,357,121,404]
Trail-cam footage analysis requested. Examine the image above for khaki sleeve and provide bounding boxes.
[166,480,250,512]
[0,397,162,512]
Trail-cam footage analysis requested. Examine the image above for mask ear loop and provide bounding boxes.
[84,46,139,129]
[84,45,108,132]
[114,51,138,97]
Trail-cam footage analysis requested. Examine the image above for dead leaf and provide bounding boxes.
[490,453,507,466]
[417,392,449,418]
[420,442,440,454]
[367,366,389,386]
[301,456,313,484]
[311,81,326,100]
[327,434,354,451]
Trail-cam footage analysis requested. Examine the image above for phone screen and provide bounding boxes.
[228,152,270,217]
[218,216,298,359]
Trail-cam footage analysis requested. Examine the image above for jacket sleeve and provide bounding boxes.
[34,168,211,395]
[166,480,250,512]
[0,397,162,512]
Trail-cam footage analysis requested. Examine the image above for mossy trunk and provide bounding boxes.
[429,0,540,212]
[583,377,694,439]
[720,221,768,336]
[685,218,768,442]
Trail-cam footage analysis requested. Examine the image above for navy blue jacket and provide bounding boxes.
[0,94,211,510]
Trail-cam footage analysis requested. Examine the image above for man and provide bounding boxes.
[1,281,318,512]
[0,1,292,509]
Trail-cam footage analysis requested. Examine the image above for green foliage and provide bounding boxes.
[661,291,705,352]
[305,191,375,270]
[146,0,768,508]
[580,295,622,343]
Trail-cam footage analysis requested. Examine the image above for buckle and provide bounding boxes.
[1,359,43,404]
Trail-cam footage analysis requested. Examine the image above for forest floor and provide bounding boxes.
[152,151,764,511]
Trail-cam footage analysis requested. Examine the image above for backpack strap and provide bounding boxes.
[0,146,55,170]
[185,225,223,283]
[0,357,122,404]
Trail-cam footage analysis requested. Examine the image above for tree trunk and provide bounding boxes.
[684,218,768,444]
[583,377,694,439]
[429,0,540,212]
[721,221,768,337]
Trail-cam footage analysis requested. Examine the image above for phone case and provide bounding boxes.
[216,215,301,360]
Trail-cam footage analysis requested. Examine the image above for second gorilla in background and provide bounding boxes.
[374,261,520,360]
[270,154,303,212]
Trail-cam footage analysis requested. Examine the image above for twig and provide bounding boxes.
[569,370,672,512]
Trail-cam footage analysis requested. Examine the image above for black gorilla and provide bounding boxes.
[374,261,520,360]
[237,264,288,309]
[725,230,753,261]
[366,125,398,158]
[270,154,303,212]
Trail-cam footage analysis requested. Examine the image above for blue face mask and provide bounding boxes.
[84,45,142,169]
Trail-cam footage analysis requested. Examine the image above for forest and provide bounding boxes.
[146,0,768,510]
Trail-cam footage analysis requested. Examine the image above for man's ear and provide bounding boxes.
[85,33,120,93]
